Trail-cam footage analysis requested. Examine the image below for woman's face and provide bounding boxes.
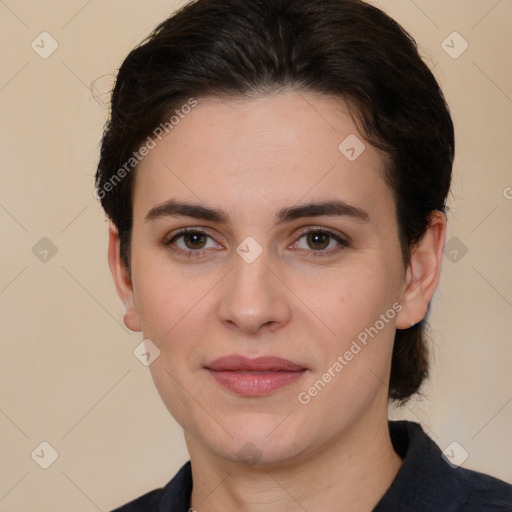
[116,89,412,465]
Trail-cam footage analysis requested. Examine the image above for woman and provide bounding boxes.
[95,0,512,510]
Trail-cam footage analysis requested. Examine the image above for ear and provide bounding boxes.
[107,221,141,332]
[396,210,447,329]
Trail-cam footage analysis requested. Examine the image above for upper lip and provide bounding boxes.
[205,355,306,372]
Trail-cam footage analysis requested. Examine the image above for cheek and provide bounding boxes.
[302,260,400,390]
[296,296,397,422]
[138,273,211,427]
[132,258,229,382]
[318,262,396,330]
[147,358,200,434]
[133,257,204,336]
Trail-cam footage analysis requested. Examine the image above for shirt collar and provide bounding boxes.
[158,420,475,511]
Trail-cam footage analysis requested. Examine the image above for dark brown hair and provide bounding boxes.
[95,0,454,402]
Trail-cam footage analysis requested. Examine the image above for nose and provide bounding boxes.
[217,246,292,336]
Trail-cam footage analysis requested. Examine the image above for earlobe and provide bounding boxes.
[107,221,142,332]
[396,210,446,329]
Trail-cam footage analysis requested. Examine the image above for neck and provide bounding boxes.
[186,404,402,511]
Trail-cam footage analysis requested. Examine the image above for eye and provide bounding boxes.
[164,228,222,257]
[164,227,350,259]
[291,228,350,258]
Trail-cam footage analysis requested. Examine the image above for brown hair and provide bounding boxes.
[95,0,454,402]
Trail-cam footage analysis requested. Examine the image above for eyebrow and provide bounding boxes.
[144,199,370,225]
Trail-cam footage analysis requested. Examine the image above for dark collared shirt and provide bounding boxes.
[111,420,512,511]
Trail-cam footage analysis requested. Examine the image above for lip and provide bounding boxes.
[205,355,307,396]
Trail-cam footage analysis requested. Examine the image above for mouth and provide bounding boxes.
[205,355,308,396]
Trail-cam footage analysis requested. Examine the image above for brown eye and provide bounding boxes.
[292,228,350,259]
[182,232,208,250]
[306,232,330,250]
[164,228,222,258]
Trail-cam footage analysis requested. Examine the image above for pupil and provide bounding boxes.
[308,232,328,250]
[186,233,205,249]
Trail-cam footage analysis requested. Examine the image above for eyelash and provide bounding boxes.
[164,227,350,259]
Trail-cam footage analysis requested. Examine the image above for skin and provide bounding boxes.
[108,88,446,511]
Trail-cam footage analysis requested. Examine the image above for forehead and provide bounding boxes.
[132,89,392,222]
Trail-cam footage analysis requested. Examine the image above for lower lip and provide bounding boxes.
[207,369,306,396]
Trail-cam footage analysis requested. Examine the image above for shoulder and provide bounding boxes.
[452,466,512,511]
[109,461,193,512]
[110,488,163,512]
[375,421,512,511]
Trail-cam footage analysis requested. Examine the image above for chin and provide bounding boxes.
[201,413,317,467]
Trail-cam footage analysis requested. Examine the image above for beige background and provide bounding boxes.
[1,0,511,510]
